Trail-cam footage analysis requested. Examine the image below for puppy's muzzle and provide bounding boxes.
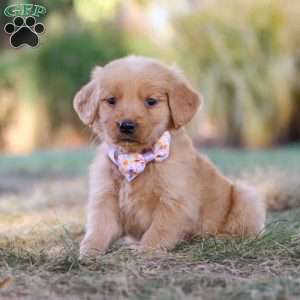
[117,119,137,135]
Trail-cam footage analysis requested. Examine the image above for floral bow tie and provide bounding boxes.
[107,131,171,182]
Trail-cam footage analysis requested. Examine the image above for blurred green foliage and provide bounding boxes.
[0,0,300,152]
[0,0,168,152]
[35,28,127,127]
[173,1,300,147]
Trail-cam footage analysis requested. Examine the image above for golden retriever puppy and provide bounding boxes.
[74,56,266,257]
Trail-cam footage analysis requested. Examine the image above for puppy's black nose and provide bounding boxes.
[118,120,137,134]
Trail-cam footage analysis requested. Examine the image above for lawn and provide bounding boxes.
[0,145,300,300]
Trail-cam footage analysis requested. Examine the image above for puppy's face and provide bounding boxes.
[74,56,201,152]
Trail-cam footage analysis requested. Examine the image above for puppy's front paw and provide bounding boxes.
[79,235,107,259]
[123,236,141,250]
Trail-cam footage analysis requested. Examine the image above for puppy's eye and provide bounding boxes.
[106,97,117,106]
[145,98,158,107]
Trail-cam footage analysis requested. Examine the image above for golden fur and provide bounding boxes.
[73,56,266,257]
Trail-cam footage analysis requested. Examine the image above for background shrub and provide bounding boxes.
[34,28,128,129]
[0,0,299,152]
[172,0,300,147]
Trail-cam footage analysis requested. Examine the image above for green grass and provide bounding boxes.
[0,147,95,175]
[203,144,300,174]
[1,143,299,175]
[0,145,300,299]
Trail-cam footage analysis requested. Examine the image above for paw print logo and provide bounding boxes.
[4,16,45,48]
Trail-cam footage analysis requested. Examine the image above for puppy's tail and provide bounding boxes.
[246,171,300,212]
[222,182,266,236]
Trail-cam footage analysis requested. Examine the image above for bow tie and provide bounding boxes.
[107,131,171,182]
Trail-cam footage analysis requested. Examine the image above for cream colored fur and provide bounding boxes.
[73,56,266,257]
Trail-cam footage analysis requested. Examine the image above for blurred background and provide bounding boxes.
[0,3,300,297]
[1,0,300,154]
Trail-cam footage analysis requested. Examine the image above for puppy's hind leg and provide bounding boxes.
[140,200,193,251]
[222,183,266,237]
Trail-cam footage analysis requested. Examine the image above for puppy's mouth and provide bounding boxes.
[118,135,140,144]
[113,134,150,152]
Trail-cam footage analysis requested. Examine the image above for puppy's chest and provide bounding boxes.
[117,165,161,237]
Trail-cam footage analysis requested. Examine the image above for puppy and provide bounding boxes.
[74,56,266,257]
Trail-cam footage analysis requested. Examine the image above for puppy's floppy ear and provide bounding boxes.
[73,66,102,126]
[168,70,202,129]
[73,81,99,126]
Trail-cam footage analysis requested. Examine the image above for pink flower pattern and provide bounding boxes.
[107,131,171,181]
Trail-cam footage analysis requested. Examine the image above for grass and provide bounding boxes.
[0,145,300,299]
[0,147,95,175]
[1,143,299,175]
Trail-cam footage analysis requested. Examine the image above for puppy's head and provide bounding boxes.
[74,56,201,152]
